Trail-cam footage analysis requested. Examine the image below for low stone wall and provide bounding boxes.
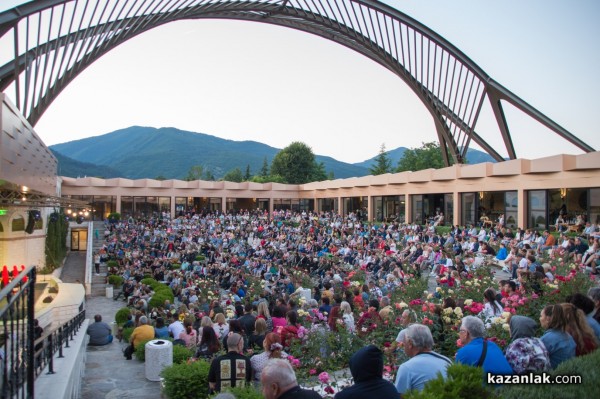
[35,319,89,399]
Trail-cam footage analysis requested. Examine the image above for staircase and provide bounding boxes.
[90,221,109,297]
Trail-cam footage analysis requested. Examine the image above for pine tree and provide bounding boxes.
[244,164,251,181]
[260,157,269,177]
[369,143,393,175]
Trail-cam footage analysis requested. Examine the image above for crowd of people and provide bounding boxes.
[96,209,600,397]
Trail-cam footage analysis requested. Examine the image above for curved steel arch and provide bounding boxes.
[0,0,594,164]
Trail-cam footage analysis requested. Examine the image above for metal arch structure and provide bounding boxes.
[0,0,594,165]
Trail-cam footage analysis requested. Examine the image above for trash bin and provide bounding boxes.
[111,321,118,337]
[105,284,113,298]
[145,340,173,381]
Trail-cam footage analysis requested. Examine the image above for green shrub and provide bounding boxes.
[195,255,205,261]
[501,349,600,399]
[161,360,211,399]
[171,263,181,270]
[108,275,124,288]
[108,212,121,221]
[115,307,132,325]
[107,260,119,268]
[404,363,496,399]
[134,339,154,361]
[435,225,452,235]
[140,277,159,289]
[173,344,194,364]
[122,327,134,343]
[212,386,262,399]
[149,291,174,309]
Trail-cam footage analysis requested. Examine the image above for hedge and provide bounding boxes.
[115,307,132,325]
[501,350,600,399]
[161,360,211,399]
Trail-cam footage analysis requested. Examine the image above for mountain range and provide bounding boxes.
[50,126,497,180]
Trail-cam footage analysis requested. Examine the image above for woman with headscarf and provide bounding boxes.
[504,315,551,374]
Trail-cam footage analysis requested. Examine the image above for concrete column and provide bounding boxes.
[367,195,373,221]
[517,189,526,228]
[405,195,412,223]
[338,196,343,216]
[453,191,460,226]
[222,196,227,214]
[170,196,175,219]
[116,195,121,213]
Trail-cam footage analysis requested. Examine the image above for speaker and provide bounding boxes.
[25,211,35,234]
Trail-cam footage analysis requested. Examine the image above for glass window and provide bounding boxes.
[528,190,547,230]
[505,191,518,229]
[121,196,133,219]
[12,215,25,231]
[590,188,600,226]
[411,195,423,225]
[461,193,476,226]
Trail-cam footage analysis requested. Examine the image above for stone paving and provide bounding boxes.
[81,296,161,399]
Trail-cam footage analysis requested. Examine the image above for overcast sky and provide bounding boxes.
[1,0,599,164]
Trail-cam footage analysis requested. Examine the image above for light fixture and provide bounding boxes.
[479,191,484,200]
[66,209,72,214]
[560,188,567,199]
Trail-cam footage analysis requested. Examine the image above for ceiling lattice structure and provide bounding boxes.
[0,0,594,165]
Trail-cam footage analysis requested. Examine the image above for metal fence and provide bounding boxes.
[0,265,36,399]
[1,266,86,399]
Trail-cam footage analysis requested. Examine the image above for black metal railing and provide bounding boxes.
[1,267,87,399]
[33,309,86,379]
[1,265,36,399]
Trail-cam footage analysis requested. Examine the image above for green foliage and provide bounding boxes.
[244,164,251,181]
[222,167,244,182]
[108,275,124,288]
[500,349,600,399]
[211,386,263,399]
[195,255,205,261]
[140,277,160,289]
[185,165,205,181]
[404,363,496,399]
[155,175,167,180]
[270,141,327,184]
[173,344,194,364]
[122,327,134,343]
[435,226,452,235]
[260,156,269,177]
[369,143,393,175]
[115,307,132,325]
[149,289,175,309]
[249,174,286,184]
[45,211,69,271]
[107,260,119,268]
[161,360,211,399]
[108,212,121,221]
[396,141,450,172]
[135,339,153,361]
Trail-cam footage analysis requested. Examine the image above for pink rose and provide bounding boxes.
[318,372,330,384]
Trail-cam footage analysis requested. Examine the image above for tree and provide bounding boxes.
[369,143,393,175]
[203,170,215,181]
[154,175,167,181]
[270,142,325,184]
[244,165,251,181]
[222,167,244,182]
[396,141,448,172]
[185,165,204,181]
[260,157,269,177]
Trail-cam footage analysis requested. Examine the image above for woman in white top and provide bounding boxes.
[479,288,504,327]
[340,301,356,333]
[212,313,229,338]
[250,333,288,382]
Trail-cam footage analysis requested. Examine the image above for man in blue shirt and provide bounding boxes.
[394,324,452,396]
[456,316,513,376]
